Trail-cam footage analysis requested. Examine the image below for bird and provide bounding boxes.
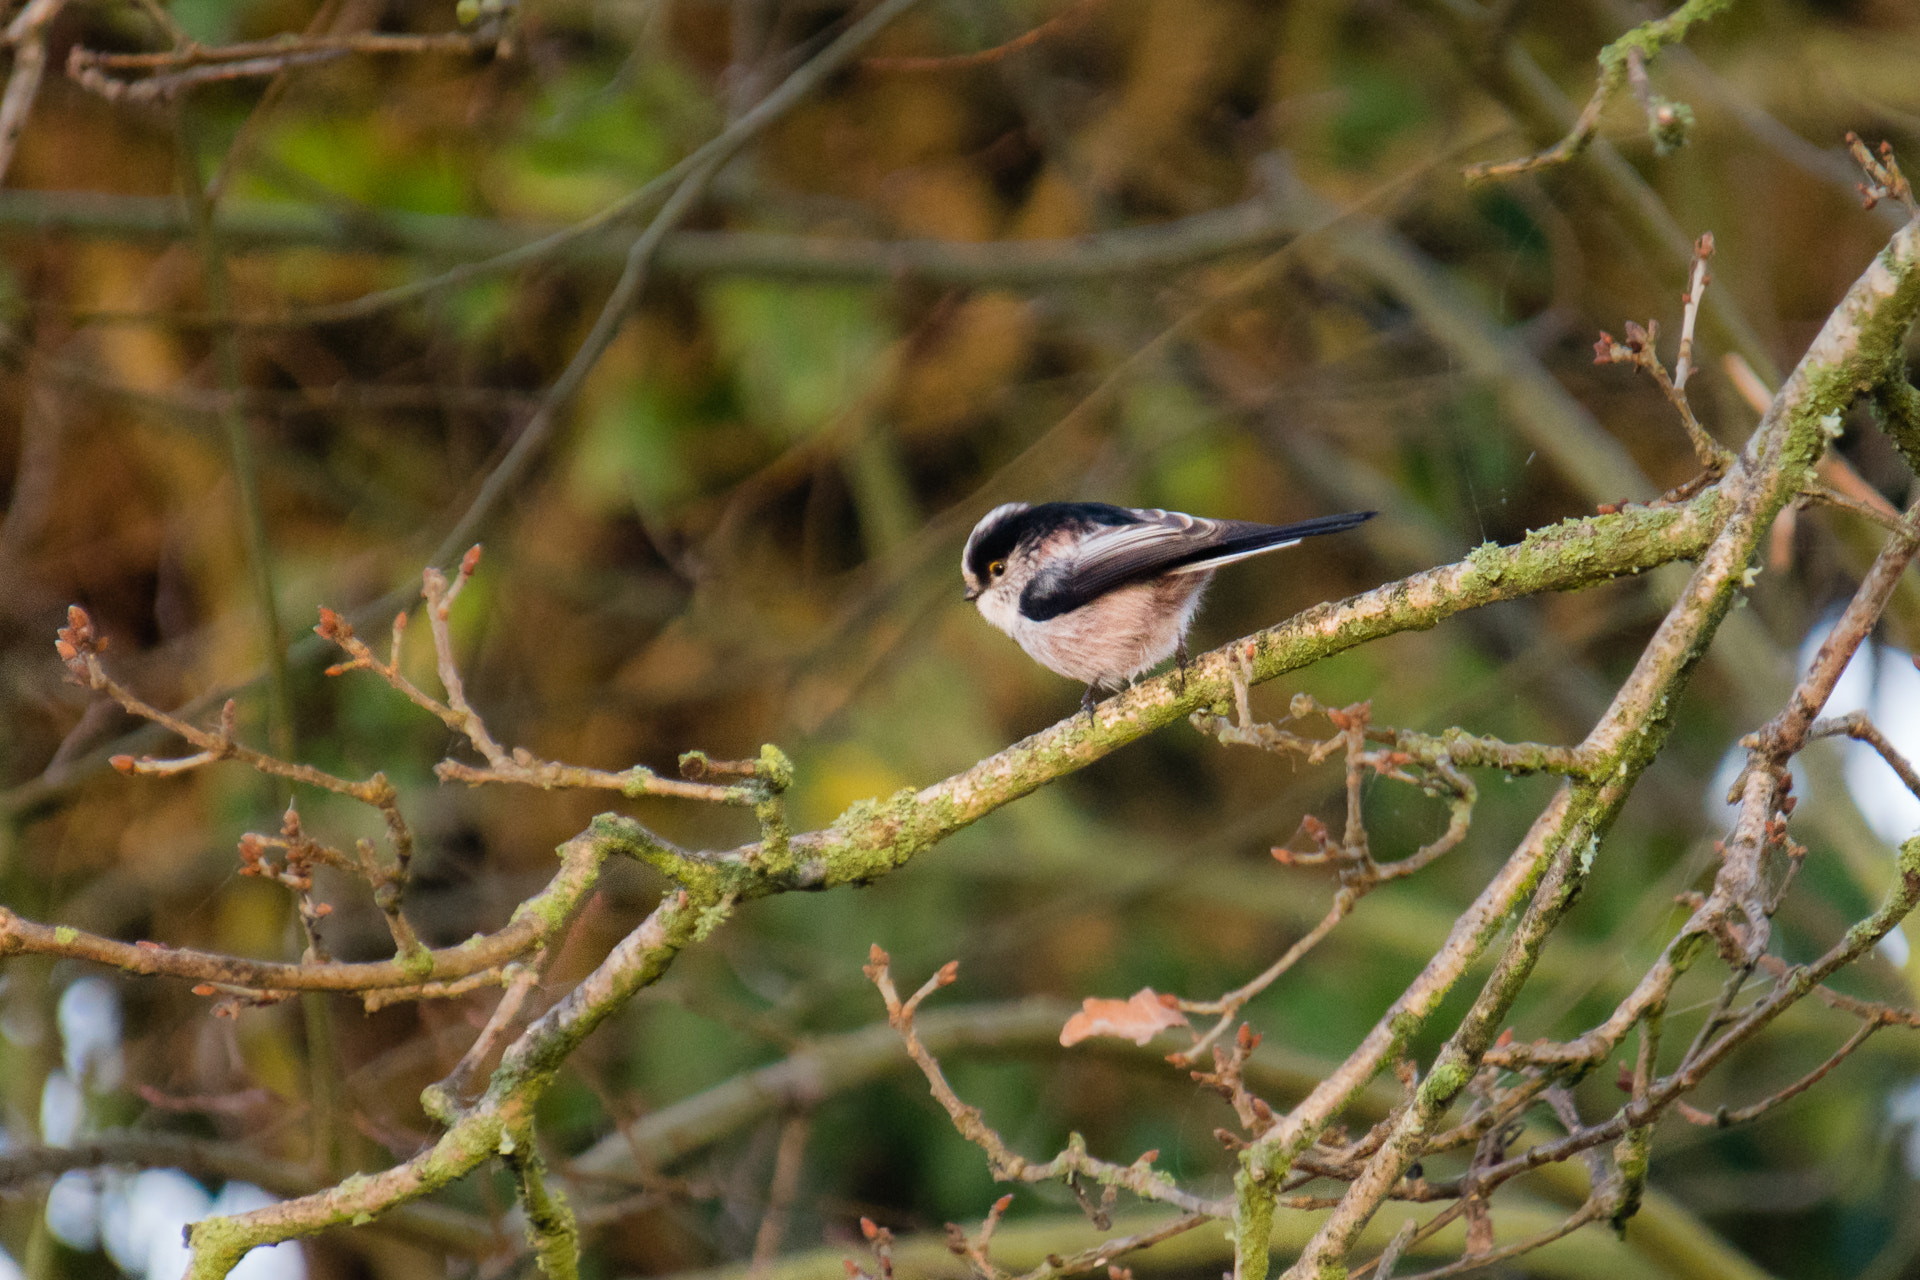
[961,502,1374,716]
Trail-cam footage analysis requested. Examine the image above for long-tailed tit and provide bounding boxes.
[961,502,1374,715]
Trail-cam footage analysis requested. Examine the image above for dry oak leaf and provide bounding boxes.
[1059,988,1190,1047]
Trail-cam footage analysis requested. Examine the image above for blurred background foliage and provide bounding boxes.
[2,0,1920,1276]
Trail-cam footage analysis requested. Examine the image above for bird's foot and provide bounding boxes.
[1174,641,1190,695]
[1081,684,1098,725]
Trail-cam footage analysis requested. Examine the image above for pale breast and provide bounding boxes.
[1011,573,1210,688]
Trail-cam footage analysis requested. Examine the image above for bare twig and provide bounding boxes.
[864,0,1103,71]
[1008,1214,1212,1280]
[749,1111,813,1276]
[1672,232,1712,392]
[1173,894,1356,1062]
[315,551,765,806]
[58,607,418,909]
[1593,234,1732,475]
[0,0,68,183]
[1392,1199,1608,1280]
[852,1217,896,1280]
[1179,693,1569,1059]
[421,964,542,1120]
[1849,132,1919,217]
[1751,952,1920,1026]
[1673,1016,1884,1128]
[1463,0,1726,181]
[944,1193,1014,1280]
[0,25,48,182]
[66,29,490,102]
[1809,711,1920,802]
[865,949,1222,1217]
[0,838,601,998]
[75,28,489,71]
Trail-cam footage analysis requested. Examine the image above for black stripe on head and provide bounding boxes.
[965,503,1139,584]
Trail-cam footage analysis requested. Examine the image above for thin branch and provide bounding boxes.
[945,1194,1014,1280]
[0,831,605,996]
[360,964,523,1011]
[422,963,542,1120]
[314,554,763,806]
[1173,894,1356,1061]
[1751,952,1920,1026]
[749,1112,813,1276]
[58,606,412,845]
[1805,480,1911,534]
[0,1132,495,1253]
[1754,496,1920,759]
[0,0,69,184]
[1008,1213,1213,1280]
[1469,829,1920,1202]
[1392,1199,1607,1280]
[1592,233,1731,475]
[864,0,1103,71]
[0,24,49,183]
[433,756,764,802]
[1462,0,1731,182]
[1809,711,1920,802]
[865,949,1222,1218]
[66,29,490,101]
[1672,232,1712,392]
[1673,1016,1884,1128]
[76,28,488,71]
[0,186,1323,300]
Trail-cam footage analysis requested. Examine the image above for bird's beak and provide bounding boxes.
[962,587,981,602]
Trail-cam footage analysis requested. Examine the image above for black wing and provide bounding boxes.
[1021,508,1373,621]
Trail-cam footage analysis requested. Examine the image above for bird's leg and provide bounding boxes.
[1081,684,1098,724]
[1174,640,1190,694]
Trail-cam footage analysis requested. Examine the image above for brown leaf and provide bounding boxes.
[1059,988,1190,1047]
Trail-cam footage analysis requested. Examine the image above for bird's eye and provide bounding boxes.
[988,560,1005,578]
